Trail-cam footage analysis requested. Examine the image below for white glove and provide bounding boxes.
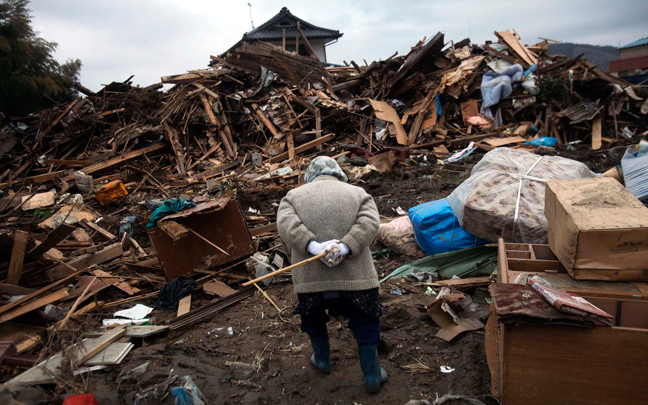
[307,240,338,256]
[323,242,350,267]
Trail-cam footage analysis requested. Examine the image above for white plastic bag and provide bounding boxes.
[447,148,597,243]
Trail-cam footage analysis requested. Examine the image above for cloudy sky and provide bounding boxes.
[27,0,648,92]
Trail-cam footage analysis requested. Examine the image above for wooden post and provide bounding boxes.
[162,122,187,175]
[297,21,319,60]
[287,132,295,160]
[315,107,322,151]
[295,22,300,55]
[7,231,29,285]
[282,28,286,50]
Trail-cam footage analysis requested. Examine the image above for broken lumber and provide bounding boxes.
[7,231,29,285]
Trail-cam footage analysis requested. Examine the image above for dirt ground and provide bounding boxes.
[81,278,493,405]
[79,159,493,405]
[5,145,617,404]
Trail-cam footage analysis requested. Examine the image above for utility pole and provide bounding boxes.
[248,3,255,29]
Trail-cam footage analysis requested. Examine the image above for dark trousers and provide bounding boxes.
[300,296,381,347]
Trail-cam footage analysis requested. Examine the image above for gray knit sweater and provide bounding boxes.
[277,175,381,293]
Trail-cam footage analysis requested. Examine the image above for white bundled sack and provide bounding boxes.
[447,148,598,243]
[376,216,426,258]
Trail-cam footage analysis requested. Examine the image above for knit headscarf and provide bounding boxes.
[304,156,348,184]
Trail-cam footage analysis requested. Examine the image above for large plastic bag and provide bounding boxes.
[447,148,598,243]
[408,199,488,255]
[621,141,648,206]
[170,375,206,405]
[481,64,523,107]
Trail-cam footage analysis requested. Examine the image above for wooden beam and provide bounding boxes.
[251,103,281,138]
[286,132,295,160]
[199,94,235,158]
[61,142,168,181]
[28,224,75,257]
[81,219,116,241]
[315,108,322,151]
[41,159,94,167]
[0,267,87,317]
[162,122,187,175]
[37,99,79,144]
[297,21,319,60]
[282,28,286,50]
[0,289,69,324]
[7,231,29,285]
[188,157,242,182]
[270,133,335,163]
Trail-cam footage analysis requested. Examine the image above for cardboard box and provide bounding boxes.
[545,178,648,281]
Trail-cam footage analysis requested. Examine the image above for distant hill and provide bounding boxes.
[548,43,619,72]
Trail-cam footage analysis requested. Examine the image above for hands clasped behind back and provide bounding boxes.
[307,240,349,267]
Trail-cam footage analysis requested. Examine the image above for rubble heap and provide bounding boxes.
[0,29,646,395]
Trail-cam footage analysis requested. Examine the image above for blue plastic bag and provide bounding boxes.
[408,199,488,256]
[524,137,558,147]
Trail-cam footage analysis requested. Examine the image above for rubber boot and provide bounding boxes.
[309,334,331,375]
[358,345,388,393]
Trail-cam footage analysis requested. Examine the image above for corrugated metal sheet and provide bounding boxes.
[620,37,648,50]
[560,101,602,124]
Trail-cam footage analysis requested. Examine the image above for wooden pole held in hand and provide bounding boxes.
[242,248,337,287]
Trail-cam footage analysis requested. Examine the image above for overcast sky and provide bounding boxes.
[27,0,648,92]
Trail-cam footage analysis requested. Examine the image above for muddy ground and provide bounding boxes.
[4,144,621,404]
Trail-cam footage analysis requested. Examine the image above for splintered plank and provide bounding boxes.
[251,103,281,137]
[177,294,191,316]
[81,219,116,241]
[7,231,29,285]
[270,133,335,163]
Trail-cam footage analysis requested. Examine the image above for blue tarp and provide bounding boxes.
[147,198,196,228]
[408,199,488,256]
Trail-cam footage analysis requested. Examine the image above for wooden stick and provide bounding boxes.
[253,283,281,312]
[242,250,335,286]
[58,276,97,329]
[186,228,230,256]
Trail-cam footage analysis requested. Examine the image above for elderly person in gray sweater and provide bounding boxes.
[277,156,388,393]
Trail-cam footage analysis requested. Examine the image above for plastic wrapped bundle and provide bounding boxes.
[622,141,648,206]
[447,148,598,243]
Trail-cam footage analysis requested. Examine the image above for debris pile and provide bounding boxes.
[0,28,646,399]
